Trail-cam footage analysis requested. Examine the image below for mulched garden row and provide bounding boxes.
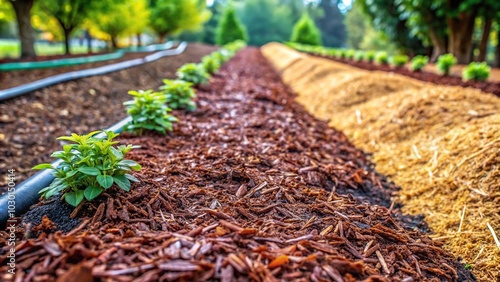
[0,43,217,194]
[313,55,500,98]
[1,48,474,281]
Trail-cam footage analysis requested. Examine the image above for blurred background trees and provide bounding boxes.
[0,0,498,66]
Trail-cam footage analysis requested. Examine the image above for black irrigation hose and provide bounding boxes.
[0,42,188,101]
[0,117,132,228]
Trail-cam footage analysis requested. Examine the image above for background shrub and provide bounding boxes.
[290,13,322,46]
[216,7,248,45]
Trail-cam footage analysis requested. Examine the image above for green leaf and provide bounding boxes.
[113,175,131,191]
[65,190,84,207]
[125,173,140,182]
[84,186,103,201]
[97,174,114,189]
[32,163,53,170]
[78,166,100,176]
[118,159,141,170]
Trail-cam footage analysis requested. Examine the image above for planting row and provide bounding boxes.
[286,42,492,82]
[262,43,499,281]
[0,43,217,193]
[0,45,472,281]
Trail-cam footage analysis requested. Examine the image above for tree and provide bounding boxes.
[150,0,210,43]
[8,0,36,57]
[216,6,247,45]
[290,13,322,46]
[90,0,150,49]
[238,0,293,46]
[344,2,365,49]
[315,0,345,47]
[37,0,108,54]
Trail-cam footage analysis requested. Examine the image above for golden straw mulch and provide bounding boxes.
[262,43,500,281]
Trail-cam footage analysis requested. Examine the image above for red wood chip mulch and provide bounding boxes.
[0,48,473,281]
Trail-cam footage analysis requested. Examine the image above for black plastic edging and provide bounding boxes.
[0,116,132,228]
[0,42,187,101]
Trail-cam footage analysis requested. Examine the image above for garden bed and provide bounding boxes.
[313,55,500,97]
[0,47,473,281]
[0,43,217,193]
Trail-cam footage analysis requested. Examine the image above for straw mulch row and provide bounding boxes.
[0,48,473,281]
[262,43,500,281]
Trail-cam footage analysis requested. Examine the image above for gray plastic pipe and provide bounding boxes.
[0,42,187,101]
[0,117,132,227]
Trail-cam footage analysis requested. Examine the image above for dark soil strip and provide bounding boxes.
[0,48,473,281]
[0,43,217,193]
[313,54,500,97]
[0,48,172,90]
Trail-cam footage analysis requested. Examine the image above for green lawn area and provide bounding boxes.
[0,40,97,58]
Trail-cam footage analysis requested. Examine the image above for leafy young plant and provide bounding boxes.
[160,79,197,111]
[391,54,409,67]
[123,90,178,135]
[462,62,490,82]
[176,63,210,85]
[346,49,355,60]
[375,52,389,65]
[364,51,376,63]
[33,131,141,207]
[436,54,456,76]
[354,51,364,62]
[409,55,428,72]
[202,55,221,75]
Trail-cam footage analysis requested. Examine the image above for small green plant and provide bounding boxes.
[364,51,376,63]
[462,62,490,82]
[346,49,355,60]
[409,55,428,72]
[337,49,347,59]
[375,52,389,65]
[202,55,221,74]
[176,63,210,85]
[464,264,472,270]
[436,54,456,76]
[391,54,409,67]
[123,90,177,135]
[160,79,197,111]
[354,51,364,62]
[33,131,141,207]
[224,39,247,52]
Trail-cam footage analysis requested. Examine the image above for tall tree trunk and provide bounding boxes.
[447,12,477,64]
[136,33,142,47]
[63,28,72,55]
[476,17,492,62]
[85,30,92,54]
[494,29,500,67]
[111,36,118,49]
[158,33,166,44]
[10,0,36,58]
[429,28,447,62]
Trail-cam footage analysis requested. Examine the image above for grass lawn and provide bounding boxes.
[0,40,101,58]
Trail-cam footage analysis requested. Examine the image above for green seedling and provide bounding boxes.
[202,55,221,75]
[410,55,428,71]
[436,54,456,76]
[391,54,409,67]
[375,52,389,65]
[354,51,365,62]
[346,49,355,60]
[176,63,210,85]
[160,79,197,111]
[462,62,490,82]
[364,51,376,63]
[123,90,178,135]
[33,131,141,207]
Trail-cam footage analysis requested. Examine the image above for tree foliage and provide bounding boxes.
[216,6,247,45]
[238,0,292,46]
[290,13,322,46]
[150,0,210,43]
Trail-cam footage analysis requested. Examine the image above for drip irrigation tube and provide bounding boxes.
[0,117,132,228]
[0,42,174,71]
[0,42,187,101]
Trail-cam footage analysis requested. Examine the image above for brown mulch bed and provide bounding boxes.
[0,43,217,193]
[0,48,474,281]
[0,50,159,90]
[315,55,500,97]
